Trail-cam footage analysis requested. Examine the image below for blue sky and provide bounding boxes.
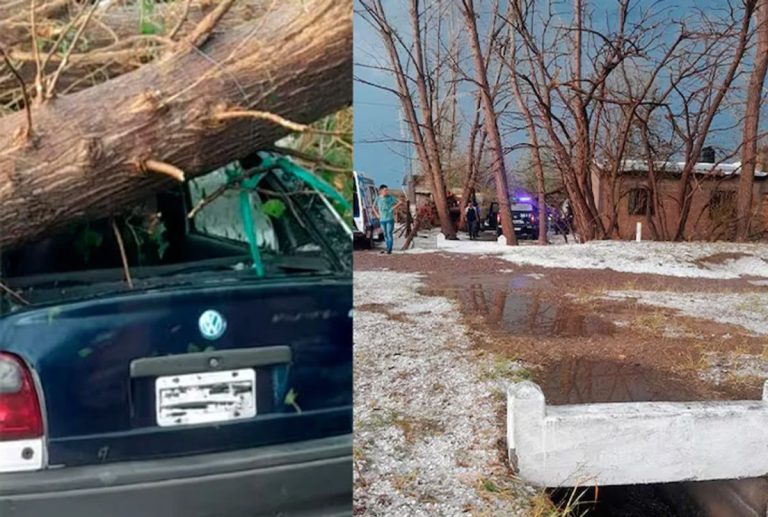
[353,0,744,187]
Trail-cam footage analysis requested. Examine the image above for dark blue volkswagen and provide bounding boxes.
[0,152,352,516]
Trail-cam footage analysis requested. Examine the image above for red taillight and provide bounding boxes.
[531,213,536,224]
[0,353,43,441]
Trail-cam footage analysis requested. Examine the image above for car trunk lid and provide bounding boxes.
[0,276,351,467]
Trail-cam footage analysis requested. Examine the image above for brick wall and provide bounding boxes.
[594,172,768,240]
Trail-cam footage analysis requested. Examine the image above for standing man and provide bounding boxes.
[465,202,479,240]
[373,184,401,254]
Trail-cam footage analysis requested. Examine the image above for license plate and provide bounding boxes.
[155,368,256,427]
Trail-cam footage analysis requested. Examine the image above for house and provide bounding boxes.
[591,156,768,240]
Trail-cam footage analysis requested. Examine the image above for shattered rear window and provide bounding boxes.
[0,156,351,311]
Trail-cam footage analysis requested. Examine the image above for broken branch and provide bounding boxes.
[271,145,352,173]
[168,0,193,40]
[187,183,230,219]
[184,0,237,48]
[46,1,100,98]
[111,219,134,289]
[143,160,186,182]
[0,280,30,306]
[0,46,33,139]
[216,110,352,136]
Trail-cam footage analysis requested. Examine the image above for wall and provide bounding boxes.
[593,171,768,240]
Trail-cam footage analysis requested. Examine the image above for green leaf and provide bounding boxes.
[139,0,158,35]
[262,199,287,219]
[140,20,159,35]
[149,221,169,260]
[75,227,103,262]
[78,347,93,359]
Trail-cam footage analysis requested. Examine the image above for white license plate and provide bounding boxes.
[155,368,256,427]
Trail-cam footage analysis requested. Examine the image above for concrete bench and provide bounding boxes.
[507,380,768,487]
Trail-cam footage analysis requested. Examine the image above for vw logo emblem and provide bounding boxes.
[199,310,227,340]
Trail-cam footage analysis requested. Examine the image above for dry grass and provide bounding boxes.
[527,487,591,517]
[631,311,669,335]
[356,302,412,323]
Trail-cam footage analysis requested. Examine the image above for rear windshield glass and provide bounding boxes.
[0,156,351,311]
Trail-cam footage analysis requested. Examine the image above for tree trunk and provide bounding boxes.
[1,1,269,97]
[408,0,455,239]
[508,34,547,245]
[458,92,483,231]
[0,0,351,250]
[461,0,517,245]
[736,0,768,241]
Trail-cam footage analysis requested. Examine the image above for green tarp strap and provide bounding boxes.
[216,154,349,276]
[258,154,351,212]
[225,166,266,277]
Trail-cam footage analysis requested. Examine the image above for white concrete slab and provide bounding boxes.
[507,380,768,487]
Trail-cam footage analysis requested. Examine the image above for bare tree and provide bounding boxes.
[670,0,758,240]
[736,0,768,240]
[505,25,547,244]
[357,0,457,238]
[504,0,655,240]
[459,0,518,245]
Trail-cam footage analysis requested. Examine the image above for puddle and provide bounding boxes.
[538,357,700,405]
[421,275,616,338]
[420,273,767,516]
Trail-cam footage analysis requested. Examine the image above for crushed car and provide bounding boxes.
[0,151,352,516]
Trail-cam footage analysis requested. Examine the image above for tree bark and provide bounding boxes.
[1,1,269,97]
[359,0,456,239]
[0,0,351,250]
[408,0,455,239]
[508,29,547,245]
[460,0,517,245]
[458,92,482,232]
[736,0,768,241]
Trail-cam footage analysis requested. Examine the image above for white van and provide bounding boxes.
[353,171,381,248]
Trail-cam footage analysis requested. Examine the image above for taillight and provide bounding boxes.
[531,213,536,223]
[0,353,43,441]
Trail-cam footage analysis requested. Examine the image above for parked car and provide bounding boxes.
[0,151,352,516]
[496,201,539,240]
[352,170,381,248]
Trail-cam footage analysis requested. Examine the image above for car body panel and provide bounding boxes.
[0,434,352,517]
[0,277,352,466]
[352,171,380,244]
[497,202,539,239]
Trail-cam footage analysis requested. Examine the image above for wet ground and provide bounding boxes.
[355,250,768,516]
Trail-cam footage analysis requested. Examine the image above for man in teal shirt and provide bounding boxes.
[373,184,401,254]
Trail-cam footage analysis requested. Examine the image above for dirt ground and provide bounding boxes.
[353,248,768,515]
[355,250,767,402]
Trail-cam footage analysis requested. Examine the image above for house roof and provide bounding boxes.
[619,160,768,178]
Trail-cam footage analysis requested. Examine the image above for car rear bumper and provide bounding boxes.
[0,434,352,517]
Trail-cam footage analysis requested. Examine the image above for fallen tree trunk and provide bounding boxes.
[1,0,268,98]
[0,0,351,250]
[0,0,262,47]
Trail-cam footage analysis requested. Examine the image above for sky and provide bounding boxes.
[353,0,741,188]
